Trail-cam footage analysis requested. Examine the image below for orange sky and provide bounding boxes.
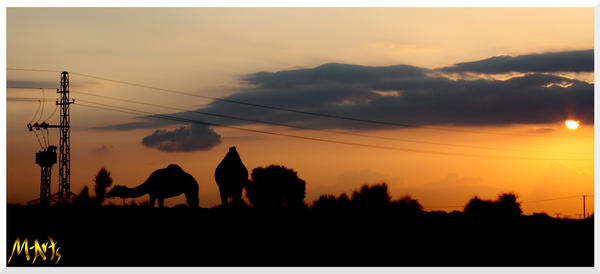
[6,8,594,217]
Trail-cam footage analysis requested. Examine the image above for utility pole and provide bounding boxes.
[582,195,586,219]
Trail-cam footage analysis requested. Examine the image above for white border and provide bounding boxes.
[594,1,599,271]
[0,0,599,7]
[1,267,600,274]
[2,1,599,273]
[1,1,7,272]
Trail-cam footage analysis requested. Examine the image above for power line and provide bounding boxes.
[28,99,42,124]
[74,99,593,161]
[14,93,527,156]
[43,104,60,123]
[71,90,589,155]
[521,195,593,204]
[37,88,45,123]
[41,128,48,148]
[14,88,54,149]
[7,67,567,138]
[31,128,44,149]
[46,128,51,148]
[423,194,595,209]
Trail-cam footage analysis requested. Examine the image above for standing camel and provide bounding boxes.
[214,146,249,206]
[107,164,199,208]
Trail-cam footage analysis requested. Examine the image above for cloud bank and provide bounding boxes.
[440,50,593,74]
[98,50,593,152]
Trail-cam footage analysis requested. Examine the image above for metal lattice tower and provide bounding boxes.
[57,71,74,203]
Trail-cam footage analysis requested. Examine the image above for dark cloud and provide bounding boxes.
[94,112,207,131]
[243,63,430,88]
[440,50,593,74]
[101,50,593,132]
[7,79,101,90]
[200,67,593,128]
[528,128,554,134]
[7,80,57,89]
[95,145,114,152]
[141,124,221,152]
[93,120,179,131]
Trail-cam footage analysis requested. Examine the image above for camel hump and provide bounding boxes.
[167,164,182,171]
[215,147,248,178]
[226,147,242,162]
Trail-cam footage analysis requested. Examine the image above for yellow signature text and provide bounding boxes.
[8,237,62,264]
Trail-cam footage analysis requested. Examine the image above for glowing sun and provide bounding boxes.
[565,120,580,130]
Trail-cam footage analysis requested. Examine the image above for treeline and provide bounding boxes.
[16,165,591,221]
[7,165,594,267]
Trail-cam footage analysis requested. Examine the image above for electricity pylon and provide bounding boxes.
[27,71,75,204]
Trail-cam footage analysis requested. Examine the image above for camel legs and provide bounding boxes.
[232,187,243,205]
[219,187,229,205]
[185,191,199,208]
[150,195,156,208]
[158,198,164,208]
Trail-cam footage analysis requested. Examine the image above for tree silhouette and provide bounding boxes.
[312,194,337,209]
[390,195,423,214]
[496,192,522,216]
[246,165,306,209]
[94,168,113,205]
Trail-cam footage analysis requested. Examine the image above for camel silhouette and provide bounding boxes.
[107,164,199,208]
[214,146,249,206]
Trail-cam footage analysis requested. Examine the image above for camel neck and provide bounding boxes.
[125,184,147,198]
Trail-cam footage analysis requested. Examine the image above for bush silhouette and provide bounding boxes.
[246,165,306,209]
[73,186,95,207]
[351,183,391,209]
[313,185,422,215]
[464,192,522,218]
[72,168,113,207]
[312,193,351,211]
[94,168,113,205]
[464,196,490,216]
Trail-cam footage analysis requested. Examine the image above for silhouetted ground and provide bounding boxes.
[6,204,593,266]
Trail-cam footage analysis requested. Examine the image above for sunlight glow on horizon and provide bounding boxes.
[5,8,594,216]
[565,120,580,130]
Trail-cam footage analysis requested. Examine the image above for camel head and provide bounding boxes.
[106,185,127,198]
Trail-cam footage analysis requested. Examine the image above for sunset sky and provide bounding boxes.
[6,8,594,217]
